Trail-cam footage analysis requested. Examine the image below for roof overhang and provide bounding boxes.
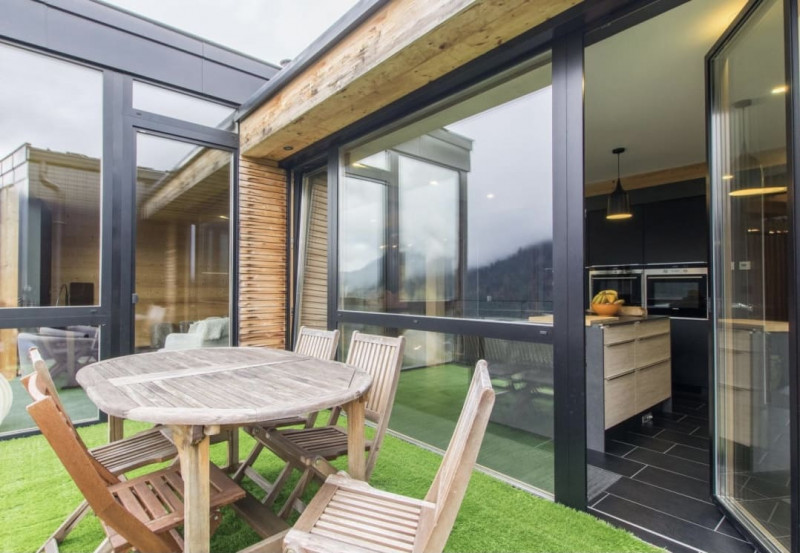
[239,0,580,161]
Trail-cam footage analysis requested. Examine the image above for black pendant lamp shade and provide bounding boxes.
[607,147,632,220]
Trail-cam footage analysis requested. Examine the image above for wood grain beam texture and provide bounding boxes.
[238,156,287,349]
[239,0,579,160]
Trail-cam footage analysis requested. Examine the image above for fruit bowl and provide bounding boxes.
[591,302,621,316]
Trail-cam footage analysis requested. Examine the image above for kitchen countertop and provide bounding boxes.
[527,314,668,327]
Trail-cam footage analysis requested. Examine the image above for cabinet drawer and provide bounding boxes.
[605,371,636,429]
[637,319,670,339]
[603,324,637,346]
[635,333,670,368]
[636,361,671,412]
[604,341,635,378]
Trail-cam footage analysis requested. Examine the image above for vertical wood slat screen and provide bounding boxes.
[297,176,328,330]
[238,156,287,348]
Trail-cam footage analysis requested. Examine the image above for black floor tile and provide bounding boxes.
[716,516,744,539]
[742,473,791,500]
[593,495,753,553]
[622,421,664,437]
[659,429,710,451]
[590,508,699,553]
[666,444,710,465]
[626,448,709,482]
[633,466,713,503]
[606,439,636,457]
[673,397,707,411]
[587,448,645,478]
[606,477,723,529]
[650,416,701,435]
[616,431,675,453]
[680,414,709,427]
[692,425,710,439]
[654,410,690,422]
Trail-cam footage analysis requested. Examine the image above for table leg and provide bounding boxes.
[344,398,366,480]
[108,415,124,442]
[171,425,211,553]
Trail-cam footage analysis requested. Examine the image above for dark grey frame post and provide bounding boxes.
[552,30,587,510]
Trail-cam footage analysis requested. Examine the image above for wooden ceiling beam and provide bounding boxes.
[239,0,579,160]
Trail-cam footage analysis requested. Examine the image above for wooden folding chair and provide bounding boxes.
[281,360,495,553]
[24,347,178,552]
[254,332,404,519]
[23,365,245,553]
[233,327,340,490]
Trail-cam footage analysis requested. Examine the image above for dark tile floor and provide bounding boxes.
[588,396,757,553]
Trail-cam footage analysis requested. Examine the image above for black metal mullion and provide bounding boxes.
[552,31,587,510]
[327,147,341,334]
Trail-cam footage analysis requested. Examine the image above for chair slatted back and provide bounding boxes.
[24,371,176,553]
[294,326,340,361]
[423,360,495,552]
[344,331,405,478]
[25,348,118,484]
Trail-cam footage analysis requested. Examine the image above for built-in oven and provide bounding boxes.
[644,267,708,319]
[588,268,644,308]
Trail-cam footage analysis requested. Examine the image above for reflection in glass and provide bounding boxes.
[133,81,235,129]
[0,326,100,437]
[135,134,232,352]
[711,0,790,550]
[341,324,554,495]
[341,54,553,321]
[296,168,329,332]
[339,176,386,312]
[0,43,102,308]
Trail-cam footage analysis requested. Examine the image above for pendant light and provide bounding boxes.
[607,147,632,220]
[728,99,786,197]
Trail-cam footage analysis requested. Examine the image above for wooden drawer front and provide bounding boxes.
[604,341,635,378]
[637,319,670,339]
[719,386,752,446]
[636,361,671,412]
[635,333,670,368]
[603,324,637,345]
[605,372,636,429]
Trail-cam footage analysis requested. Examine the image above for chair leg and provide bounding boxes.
[224,429,239,472]
[263,462,295,507]
[46,500,91,544]
[91,537,112,553]
[233,442,264,483]
[278,468,313,520]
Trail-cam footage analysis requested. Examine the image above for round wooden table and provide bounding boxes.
[77,347,373,553]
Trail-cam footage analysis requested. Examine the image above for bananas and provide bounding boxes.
[592,290,625,305]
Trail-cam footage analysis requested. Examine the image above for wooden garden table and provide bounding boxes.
[77,346,373,553]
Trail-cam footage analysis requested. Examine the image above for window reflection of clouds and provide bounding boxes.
[0,44,102,160]
[447,85,553,269]
[340,176,385,274]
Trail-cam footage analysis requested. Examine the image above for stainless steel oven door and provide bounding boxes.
[644,268,708,319]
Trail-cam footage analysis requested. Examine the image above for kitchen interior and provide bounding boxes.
[581,0,791,552]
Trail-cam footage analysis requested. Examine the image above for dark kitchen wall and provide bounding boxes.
[585,178,708,267]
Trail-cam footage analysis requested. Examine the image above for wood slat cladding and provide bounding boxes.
[297,176,328,330]
[239,0,579,160]
[238,156,287,349]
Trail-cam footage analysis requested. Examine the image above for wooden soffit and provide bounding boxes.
[240,0,580,160]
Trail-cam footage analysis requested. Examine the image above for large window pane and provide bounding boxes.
[135,134,232,352]
[133,81,235,129]
[340,324,554,495]
[341,54,553,320]
[711,0,790,550]
[0,44,102,308]
[0,326,100,437]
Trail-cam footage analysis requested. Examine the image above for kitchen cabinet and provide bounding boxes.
[586,317,672,452]
[586,195,707,267]
[586,206,644,266]
[643,196,708,264]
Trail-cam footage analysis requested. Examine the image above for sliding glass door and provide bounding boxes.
[708,0,791,551]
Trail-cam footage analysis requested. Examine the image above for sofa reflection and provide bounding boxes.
[17,326,98,388]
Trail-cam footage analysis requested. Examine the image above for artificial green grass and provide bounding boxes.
[0,420,661,553]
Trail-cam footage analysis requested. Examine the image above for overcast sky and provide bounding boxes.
[101,0,359,64]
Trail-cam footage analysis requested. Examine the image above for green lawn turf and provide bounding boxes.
[0,420,661,553]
